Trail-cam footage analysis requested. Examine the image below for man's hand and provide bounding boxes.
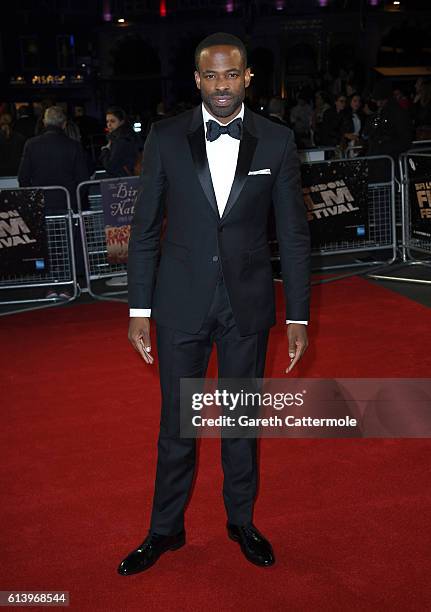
[128,317,154,365]
[286,323,308,373]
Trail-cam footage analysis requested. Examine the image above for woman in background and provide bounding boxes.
[100,107,141,178]
[320,93,347,147]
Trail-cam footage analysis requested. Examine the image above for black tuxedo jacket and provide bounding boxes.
[128,104,310,336]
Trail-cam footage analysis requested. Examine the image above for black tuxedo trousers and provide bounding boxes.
[150,264,269,534]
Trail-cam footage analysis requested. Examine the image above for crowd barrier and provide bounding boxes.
[271,155,397,280]
[77,178,129,301]
[298,147,339,162]
[0,185,78,315]
[2,151,420,313]
[0,176,19,189]
[369,151,431,285]
[411,139,431,151]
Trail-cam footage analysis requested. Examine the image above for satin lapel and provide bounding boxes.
[221,125,258,222]
[187,113,219,219]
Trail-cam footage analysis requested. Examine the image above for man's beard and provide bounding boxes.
[201,90,244,119]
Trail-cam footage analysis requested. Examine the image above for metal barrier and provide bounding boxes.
[402,152,431,258]
[0,176,19,189]
[298,147,339,162]
[369,152,431,285]
[309,155,396,271]
[271,155,397,281]
[77,177,133,301]
[0,185,78,315]
[411,139,431,151]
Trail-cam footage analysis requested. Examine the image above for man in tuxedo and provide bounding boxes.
[118,32,311,575]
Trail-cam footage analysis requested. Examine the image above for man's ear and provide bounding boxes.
[244,67,251,89]
[194,70,201,90]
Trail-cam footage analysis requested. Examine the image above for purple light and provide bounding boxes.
[369,0,379,5]
[276,0,285,9]
[318,0,328,6]
[226,1,234,13]
[103,0,112,21]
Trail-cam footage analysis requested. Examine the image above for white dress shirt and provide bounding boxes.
[129,102,307,325]
[202,102,244,217]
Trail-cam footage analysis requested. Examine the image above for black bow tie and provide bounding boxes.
[206,117,243,142]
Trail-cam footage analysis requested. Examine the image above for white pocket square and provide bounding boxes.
[248,168,271,175]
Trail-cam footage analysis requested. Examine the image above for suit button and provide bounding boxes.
[212,255,219,262]
[218,227,224,233]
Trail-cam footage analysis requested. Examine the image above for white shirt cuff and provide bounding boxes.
[286,320,308,325]
[129,308,151,317]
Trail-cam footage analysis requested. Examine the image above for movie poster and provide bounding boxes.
[101,178,140,264]
[408,156,431,240]
[301,160,369,250]
[0,189,49,277]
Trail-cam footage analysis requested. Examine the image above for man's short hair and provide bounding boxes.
[44,106,67,128]
[195,32,248,70]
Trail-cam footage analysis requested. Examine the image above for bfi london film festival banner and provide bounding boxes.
[301,159,369,249]
[408,156,431,241]
[101,177,140,264]
[0,189,49,277]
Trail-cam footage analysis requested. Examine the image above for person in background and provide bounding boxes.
[18,106,90,299]
[411,80,431,140]
[18,106,89,210]
[320,93,347,147]
[311,90,331,146]
[364,80,413,158]
[14,105,37,141]
[393,87,411,111]
[73,105,102,149]
[64,119,82,142]
[362,80,413,181]
[34,98,54,135]
[289,94,313,148]
[341,93,365,157]
[266,96,289,127]
[100,107,141,178]
[65,117,96,175]
[413,77,425,104]
[332,68,349,97]
[100,106,142,288]
[346,81,359,98]
[0,113,25,176]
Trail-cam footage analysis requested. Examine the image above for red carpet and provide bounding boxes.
[1,277,431,611]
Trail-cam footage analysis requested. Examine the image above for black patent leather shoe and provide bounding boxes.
[227,522,275,567]
[117,530,185,576]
